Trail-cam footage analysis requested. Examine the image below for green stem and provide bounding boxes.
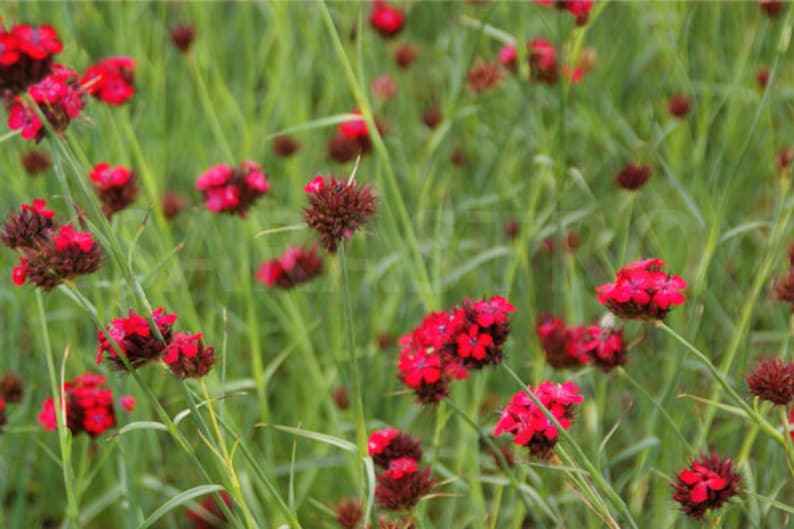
[338,246,368,456]
[36,291,80,527]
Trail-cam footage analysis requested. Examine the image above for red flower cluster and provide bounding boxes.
[89,162,138,218]
[195,160,270,217]
[163,332,216,379]
[596,258,687,321]
[334,499,416,529]
[328,110,385,163]
[745,357,794,405]
[493,381,583,459]
[2,199,103,291]
[536,315,627,372]
[255,245,323,289]
[467,61,502,94]
[186,491,232,529]
[81,56,136,105]
[397,296,515,403]
[303,175,378,252]
[0,22,63,95]
[37,373,134,437]
[672,452,741,520]
[7,64,85,142]
[96,308,177,370]
[497,40,559,85]
[368,428,433,511]
[370,1,405,39]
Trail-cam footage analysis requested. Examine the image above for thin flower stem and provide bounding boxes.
[779,407,794,479]
[200,379,259,529]
[338,246,368,455]
[619,194,636,266]
[656,322,787,448]
[36,291,81,527]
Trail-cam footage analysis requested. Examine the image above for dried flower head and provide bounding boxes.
[746,357,794,405]
[668,93,690,118]
[672,451,741,520]
[255,245,323,289]
[196,160,270,217]
[271,135,301,158]
[375,464,433,511]
[1,198,56,250]
[394,42,419,69]
[20,150,52,176]
[615,163,652,191]
[0,373,23,403]
[161,190,188,220]
[596,258,687,321]
[303,175,378,252]
[170,24,196,54]
[163,332,216,379]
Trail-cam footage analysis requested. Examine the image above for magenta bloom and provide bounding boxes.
[596,258,687,321]
[672,452,741,519]
[494,381,583,458]
[196,160,270,217]
[89,162,138,218]
[81,56,136,105]
[0,23,63,94]
[255,245,323,289]
[369,1,405,38]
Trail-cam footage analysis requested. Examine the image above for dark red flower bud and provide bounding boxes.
[746,357,794,405]
[375,466,433,511]
[367,427,423,469]
[467,61,502,93]
[370,1,405,39]
[96,308,177,370]
[759,0,785,17]
[421,106,441,129]
[20,150,52,176]
[668,93,690,118]
[0,373,23,403]
[169,24,195,54]
[303,175,378,252]
[89,163,138,218]
[394,42,419,69]
[271,135,301,158]
[334,499,363,529]
[615,164,652,191]
[161,190,188,220]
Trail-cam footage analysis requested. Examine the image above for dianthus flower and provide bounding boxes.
[20,150,52,175]
[271,135,301,158]
[375,463,433,511]
[467,61,502,93]
[81,56,136,105]
[615,163,652,191]
[0,373,23,403]
[494,381,583,459]
[585,325,627,372]
[7,65,85,142]
[394,42,419,69]
[196,160,270,217]
[596,258,687,321]
[170,24,196,54]
[186,491,232,529]
[529,39,558,84]
[672,452,741,520]
[37,373,133,437]
[370,1,405,38]
[0,23,63,95]
[303,175,377,252]
[453,296,515,369]
[745,357,794,405]
[163,332,216,379]
[12,222,103,291]
[1,198,56,250]
[161,190,188,220]
[89,162,138,218]
[255,245,323,289]
[759,0,785,17]
[368,427,423,469]
[668,92,690,118]
[96,308,177,370]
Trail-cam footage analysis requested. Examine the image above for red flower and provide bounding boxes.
[368,427,423,469]
[398,346,442,387]
[187,491,232,529]
[494,381,583,459]
[756,67,770,89]
[196,161,269,217]
[394,42,419,69]
[36,372,132,437]
[89,162,138,218]
[471,295,515,328]
[615,163,652,191]
[161,190,188,220]
[745,357,794,405]
[375,466,433,511]
[11,257,27,286]
[119,395,136,413]
[7,100,42,140]
[0,373,24,403]
[1,198,56,249]
[498,44,517,72]
[585,325,627,372]
[467,61,502,93]
[303,175,378,252]
[163,332,216,379]
[672,452,741,519]
[384,457,418,479]
[334,499,363,529]
[370,1,405,38]
[96,308,177,370]
[668,92,690,118]
[12,24,63,60]
[271,135,301,158]
[372,73,398,101]
[529,39,558,84]
[255,245,323,289]
[456,324,494,360]
[81,56,136,105]
[170,24,196,54]
[20,150,52,175]
[596,259,687,321]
